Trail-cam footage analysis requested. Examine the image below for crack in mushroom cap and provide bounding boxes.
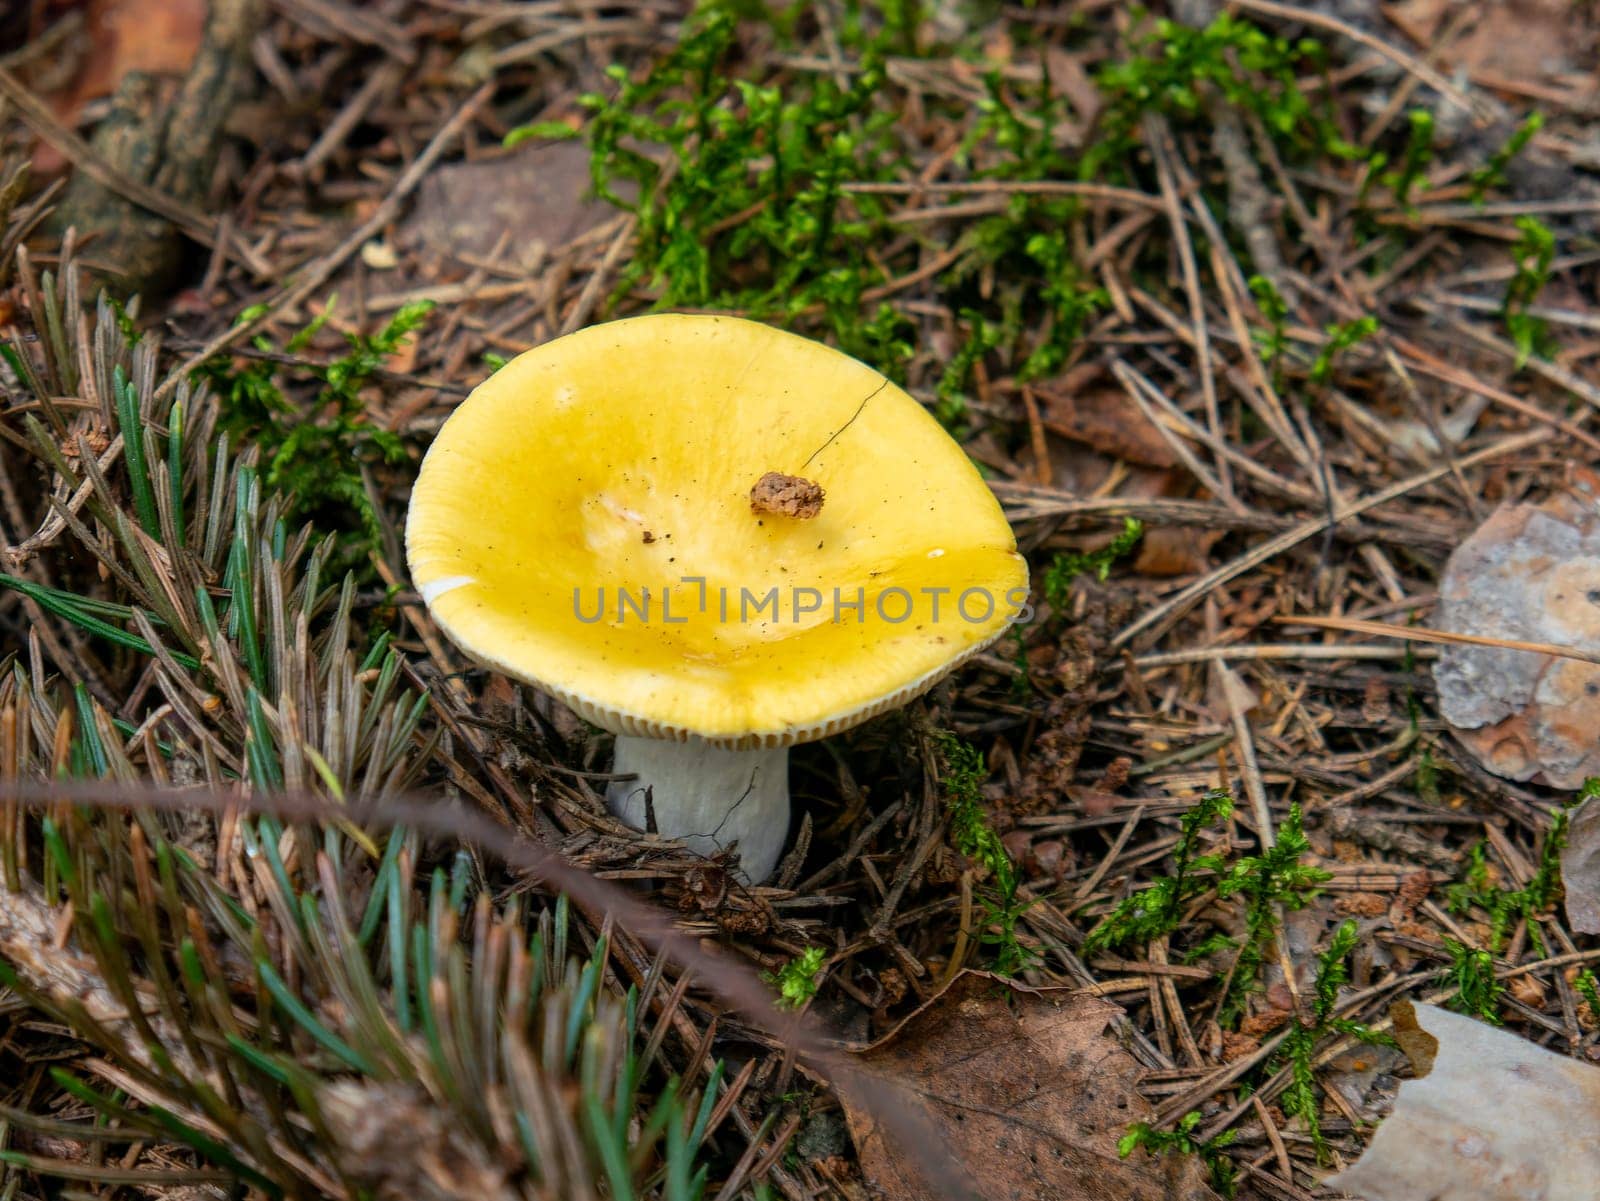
[405,314,1029,750]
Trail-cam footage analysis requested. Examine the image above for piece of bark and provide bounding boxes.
[51,0,260,295]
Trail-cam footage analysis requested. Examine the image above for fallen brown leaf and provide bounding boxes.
[1219,1029,1260,1062]
[1335,892,1390,918]
[1131,524,1223,577]
[839,972,1217,1201]
[1039,384,1178,469]
[1239,1007,1292,1038]
[1383,0,1453,45]
[1034,397,1218,577]
[77,0,206,95]
[1449,0,1583,83]
[1385,0,1584,79]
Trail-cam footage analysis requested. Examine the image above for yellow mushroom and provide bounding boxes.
[406,314,1028,882]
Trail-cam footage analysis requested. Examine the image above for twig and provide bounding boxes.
[844,179,1167,211]
[1133,644,1432,669]
[1274,614,1600,667]
[560,214,637,335]
[272,0,416,61]
[0,777,989,1201]
[296,60,407,175]
[1230,0,1485,116]
[1146,120,1233,505]
[1111,428,1550,648]
[156,82,495,401]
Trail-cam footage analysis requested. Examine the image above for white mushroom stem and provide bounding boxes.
[605,736,791,884]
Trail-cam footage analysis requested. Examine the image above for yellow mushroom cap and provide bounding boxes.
[405,314,1029,749]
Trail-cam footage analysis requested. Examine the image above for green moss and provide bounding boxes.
[1083,788,1232,957]
[1275,920,1389,1162]
[570,7,909,370]
[199,298,434,558]
[1119,1110,1238,1197]
[1216,805,1331,1025]
[1042,518,1144,614]
[765,946,828,1008]
[1085,13,1359,182]
[1504,216,1557,367]
[936,732,1033,976]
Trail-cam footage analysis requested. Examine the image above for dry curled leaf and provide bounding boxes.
[1131,524,1223,577]
[1331,1001,1600,1201]
[1039,384,1177,469]
[838,972,1216,1201]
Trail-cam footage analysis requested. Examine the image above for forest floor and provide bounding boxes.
[2,1,1600,1199]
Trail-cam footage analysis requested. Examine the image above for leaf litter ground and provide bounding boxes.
[1,1,1599,1199]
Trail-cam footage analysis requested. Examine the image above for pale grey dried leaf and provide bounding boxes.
[1432,492,1600,788]
[399,142,625,272]
[1560,796,1600,934]
[1331,1002,1600,1201]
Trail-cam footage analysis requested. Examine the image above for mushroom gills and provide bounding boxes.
[605,736,790,883]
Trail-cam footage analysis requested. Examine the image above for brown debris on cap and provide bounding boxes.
[1433,482,1600,789]
[750,471,825,519]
